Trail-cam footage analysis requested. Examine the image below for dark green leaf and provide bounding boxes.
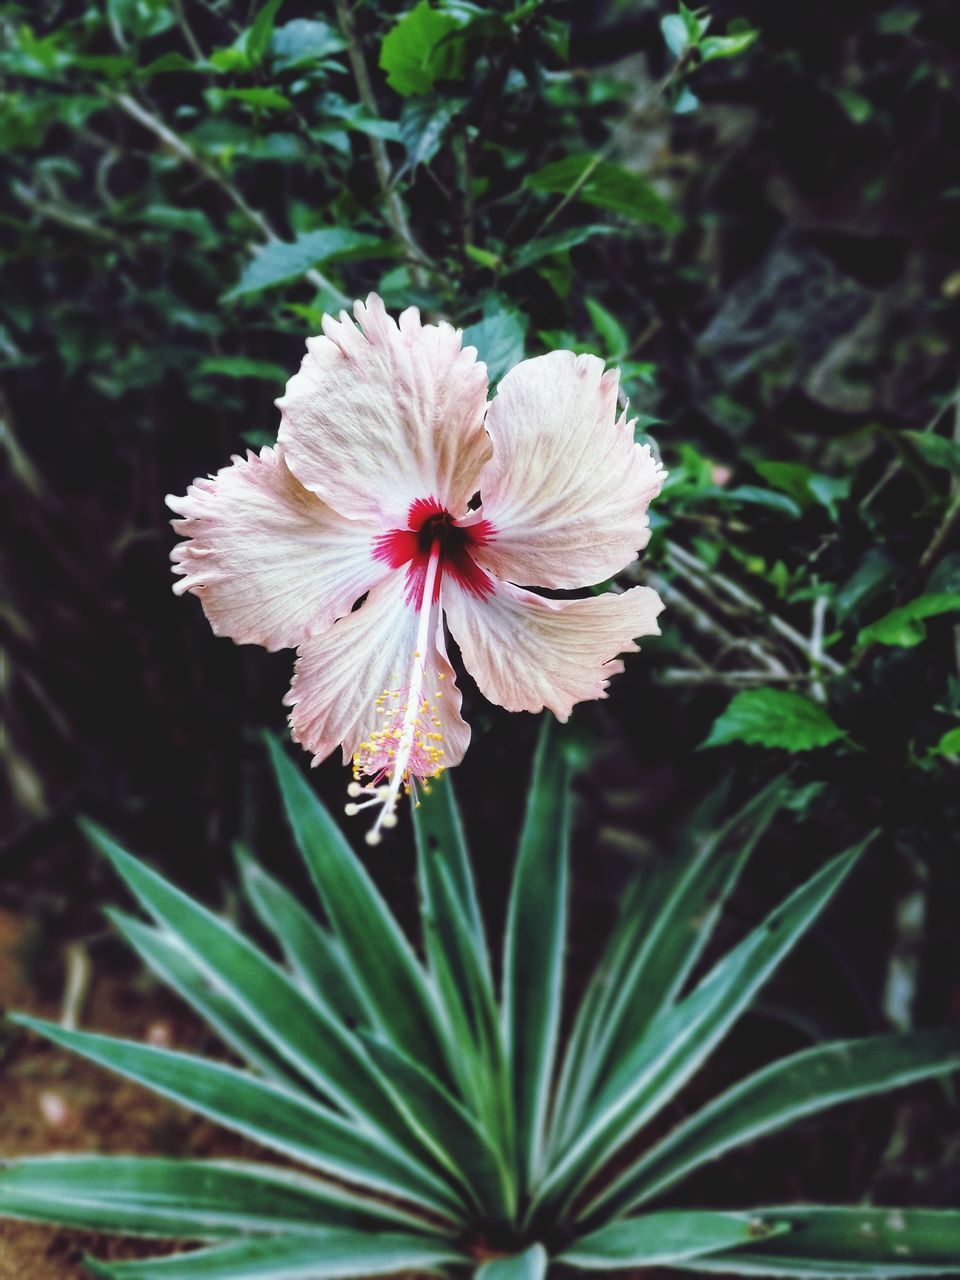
[0,1156,427,1237]
[224,230,382,300]
[681,1207,960,1276]
[502,719,571,1190]
[266,740,452,1087]
[526,156,680,230]
[7,1016,460,1216]
[476,1244,548,1280]
[462,311,526,384]
[83,1230,462,1279]
[564,1212,786,1268]
[197,357,289,383]
[593,1029,960,1217]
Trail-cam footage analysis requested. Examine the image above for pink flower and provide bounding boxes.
[168,295,665,842]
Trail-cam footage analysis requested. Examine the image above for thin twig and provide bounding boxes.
[11,182,118,242]
[111,92,348,305]
[667,541,845,674]
[172,0,205,63]
[332,0,432,288]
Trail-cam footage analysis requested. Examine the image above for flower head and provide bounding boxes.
[168,295,665,841]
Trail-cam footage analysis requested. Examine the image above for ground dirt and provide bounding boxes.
[0,908,258,1279]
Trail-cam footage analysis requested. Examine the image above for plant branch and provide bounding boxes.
[332,0,433,288]
[111,92,348,305]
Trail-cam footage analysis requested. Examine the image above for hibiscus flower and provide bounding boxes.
[168,295,665,842]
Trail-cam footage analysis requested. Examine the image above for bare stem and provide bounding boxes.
[332,0,433,288]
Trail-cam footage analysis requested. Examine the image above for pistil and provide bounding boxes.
[348,541,444,844]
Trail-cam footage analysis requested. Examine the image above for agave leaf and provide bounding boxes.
[235,847,366,1028]
[555,777,784,1145]
[0,1156,432,1237]
[424,860,512,1161]
[267,738,451,1084]
[106,911,305,1092]
[7,1016,464,1220]
[83,1229,463,1278]
[359,1031,516,1220]
[476,1243,549,1280]
[588,1029,960,1220]
[562,1211,789,1268]
[532,840,869,1220]
[412,770,486,955]
[673,1206,960,1276]
[502,718,571,1190]
[82,822,415,1148]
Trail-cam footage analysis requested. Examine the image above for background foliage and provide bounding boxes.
[2,0,959,1225]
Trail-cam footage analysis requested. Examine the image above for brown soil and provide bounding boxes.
[0,908,254,1279]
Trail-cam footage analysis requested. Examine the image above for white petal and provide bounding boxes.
[444,578,664,721]
[167,446,386,652]
[471,351,665,589]
[277,294,491,526]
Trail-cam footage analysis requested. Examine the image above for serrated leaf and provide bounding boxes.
[526,157,680,230]
[703,690,846,752]
[224,230,381,300]
[857,593,960,648]
[379,2,465,96]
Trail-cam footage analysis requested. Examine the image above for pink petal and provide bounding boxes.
[277,294,491,526]
[286,570,470,770]
[443,578,664,721]
[469,351,665,589]
[167,446,387,652]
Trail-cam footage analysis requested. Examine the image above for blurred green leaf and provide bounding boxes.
[585,297,629,360]
[930,725,960,757]
[198,357,289,382]
[704,690,846,751]
[462,310,527,384]
[247,0,286,66]
[700,27,760,62]
[272,19,346,71]
[526,157,680,230]
[509,224,615,272]
[379,2,466,96]
[899,430,960,476]
[858,593,960,648]
[399,95,465,171]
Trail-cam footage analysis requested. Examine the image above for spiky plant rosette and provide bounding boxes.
[2,729,959,1279]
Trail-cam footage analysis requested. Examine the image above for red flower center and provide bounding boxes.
[374,497,493,607]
